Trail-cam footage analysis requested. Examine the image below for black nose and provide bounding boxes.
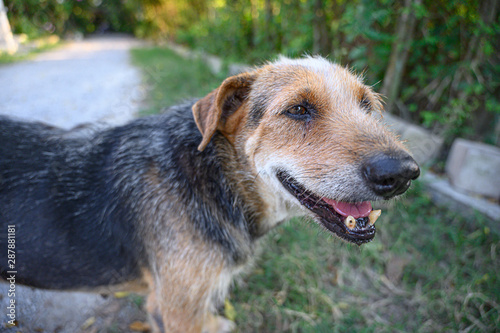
[363,154,420,199]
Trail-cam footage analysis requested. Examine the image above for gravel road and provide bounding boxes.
[0,35,148,333]
[0,34,145,128]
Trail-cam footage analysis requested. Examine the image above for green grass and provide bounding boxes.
[230,183,499,332]
[131,47,500,333]
[130,47,224,115]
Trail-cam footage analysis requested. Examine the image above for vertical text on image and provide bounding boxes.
[6,225,17,327]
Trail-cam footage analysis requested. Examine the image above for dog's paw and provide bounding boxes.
[203,315,235,333]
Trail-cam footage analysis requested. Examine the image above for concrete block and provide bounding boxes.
[403,125,444,166]
[446,138,500,199]
[382,113,444,165]
[205,55,223,74]
[422,172,500,228]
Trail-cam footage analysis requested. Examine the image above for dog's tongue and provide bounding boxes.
[322,199,372,219]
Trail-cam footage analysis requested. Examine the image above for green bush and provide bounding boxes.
[171,0,499,145]
[5,0,499,145]
[4,0,139,37]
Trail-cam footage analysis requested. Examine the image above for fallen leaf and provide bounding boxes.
[224,299,236,322]
[114,291,130,298]
[81,317,96,330]
[129,321,151,332]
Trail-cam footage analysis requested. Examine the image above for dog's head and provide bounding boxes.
[193,56,419,245]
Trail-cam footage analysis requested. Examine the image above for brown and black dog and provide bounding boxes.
[0,56,419,332]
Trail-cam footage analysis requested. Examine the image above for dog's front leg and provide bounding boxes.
[146,246,234,333]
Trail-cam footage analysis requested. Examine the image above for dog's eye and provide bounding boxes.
[289,105,307,115]
[285,105,310,120]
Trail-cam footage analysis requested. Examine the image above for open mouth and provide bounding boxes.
[276,171,381,245]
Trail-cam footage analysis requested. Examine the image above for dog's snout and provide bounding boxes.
[363,154,420,199]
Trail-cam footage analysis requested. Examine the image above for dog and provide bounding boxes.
[0,56,419,332]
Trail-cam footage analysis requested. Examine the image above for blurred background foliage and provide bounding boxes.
[5,0,500,146]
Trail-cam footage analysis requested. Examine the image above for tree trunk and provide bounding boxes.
[264,0,274,49]
[380,0,421,116]
[470,0,499,143]
[313,0,331,55]
[0,0,17,54]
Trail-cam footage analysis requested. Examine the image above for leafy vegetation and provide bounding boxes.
[131,47,499,332]
[172,0,500,146]
[4,0,138,37]
[5,0,499,146]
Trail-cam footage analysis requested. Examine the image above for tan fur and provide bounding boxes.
[193,73,256,151]
[139,163,239,332]
[136,56,415,332]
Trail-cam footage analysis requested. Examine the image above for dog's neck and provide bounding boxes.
[213,133,295,239]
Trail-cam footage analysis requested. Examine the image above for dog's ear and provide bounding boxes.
[193,73,255,151]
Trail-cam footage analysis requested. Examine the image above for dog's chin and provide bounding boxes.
[276,170,380,245]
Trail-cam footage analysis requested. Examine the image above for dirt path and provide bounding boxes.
[0,34,145,128]
[0,35,148,333]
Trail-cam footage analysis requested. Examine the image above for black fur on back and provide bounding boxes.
[0,102,253,289]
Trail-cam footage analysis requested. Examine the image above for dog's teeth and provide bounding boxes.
[344,215,356,230]
[368,210,382,226]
